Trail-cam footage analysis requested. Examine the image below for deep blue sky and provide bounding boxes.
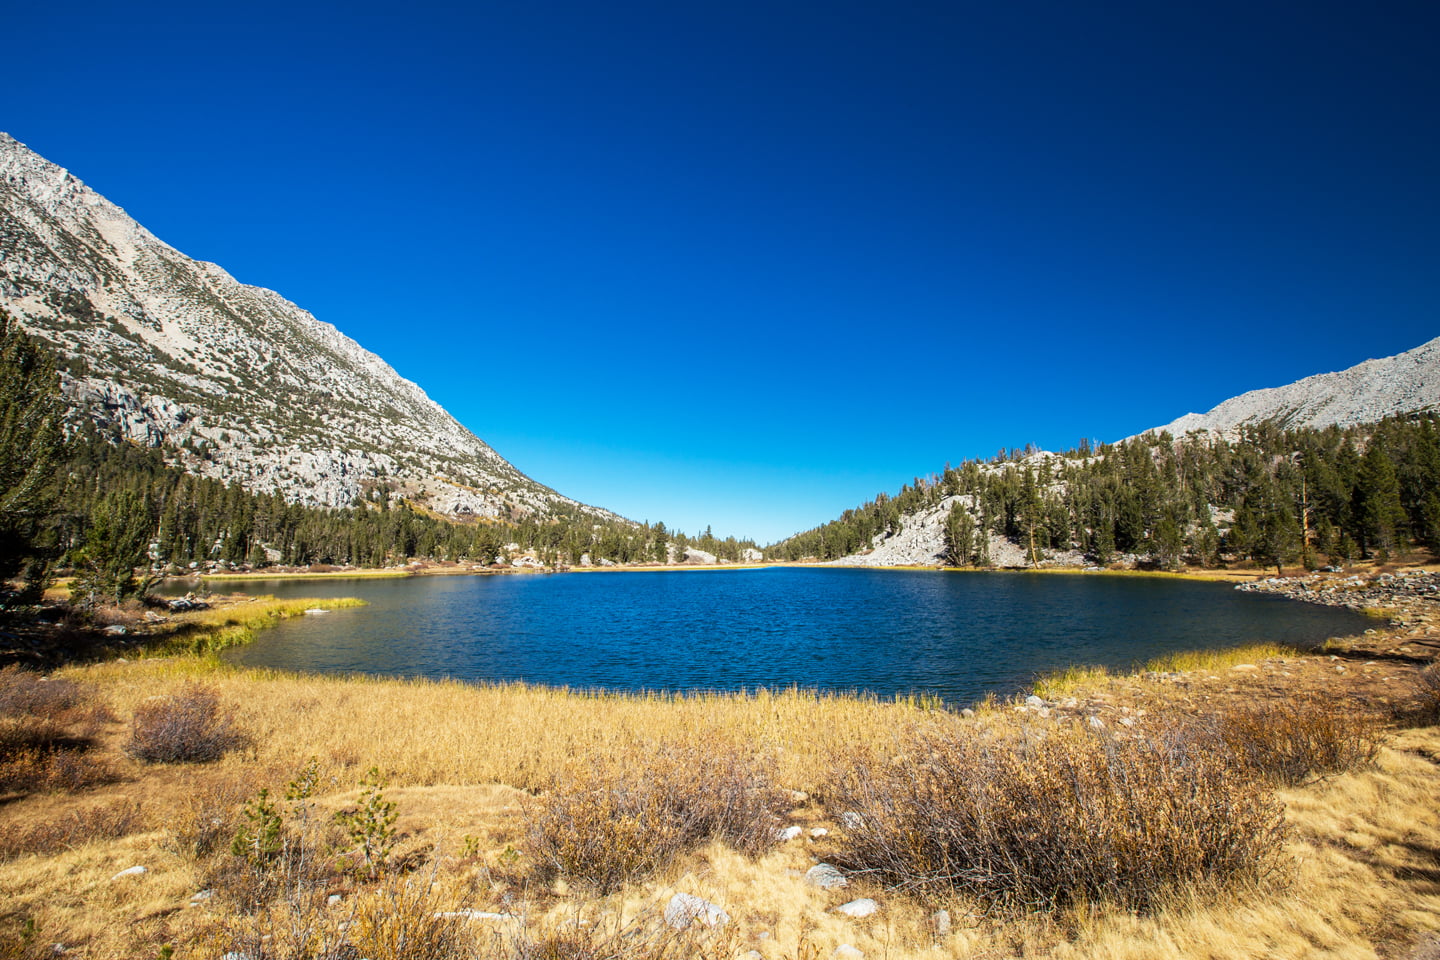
[7,0,1438,543]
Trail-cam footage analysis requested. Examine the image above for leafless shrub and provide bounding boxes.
[0,667,113,795]
[827,721,1286,913]
[126,682,248,763]
[526,739,788,892]
[0,666,85,720]
[1394,663,1440,728]
[1215,694,1383,785]
[0,799,144,860]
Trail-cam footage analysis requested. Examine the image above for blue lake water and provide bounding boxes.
[194,567,1369,704]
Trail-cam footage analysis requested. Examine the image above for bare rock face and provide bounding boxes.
[1148,337,1440,437]
[0,132,616,523]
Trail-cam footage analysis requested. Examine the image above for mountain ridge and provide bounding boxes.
[0,133,616,523]
[1147,337,1440,437]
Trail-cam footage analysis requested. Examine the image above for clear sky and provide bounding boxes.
[6,0,1438,544]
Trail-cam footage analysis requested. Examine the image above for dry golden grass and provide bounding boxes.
[1,595,1438,959]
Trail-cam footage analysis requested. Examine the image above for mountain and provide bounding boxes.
[770,335,1440,567]
[1147,337,1440,437]
[0,133,614,523]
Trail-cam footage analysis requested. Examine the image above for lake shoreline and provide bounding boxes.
[4,566,1438,960]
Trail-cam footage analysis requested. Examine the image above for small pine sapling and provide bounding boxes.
[335,766,398,879]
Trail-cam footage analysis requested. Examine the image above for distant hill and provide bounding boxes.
[1147,337,1440,437]
[767,336,1440,567]
[0,133,616,523]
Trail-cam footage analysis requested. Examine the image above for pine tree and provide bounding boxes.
[0,310,65,602]
[1356,441,1407,558]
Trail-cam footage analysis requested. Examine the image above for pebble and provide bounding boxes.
[834,945,864,959]
[810,827,828,839]
[111,866,146,880]
[778,826,803,841]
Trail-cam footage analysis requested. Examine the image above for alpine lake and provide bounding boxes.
[171,567,1372,705]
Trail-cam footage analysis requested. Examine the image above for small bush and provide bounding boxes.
[0,666,85,720]
[527,740,788,892]
[1395,664,1440,728]
[0,799,144,860]
[827,721,1286,913]
[1215,694,1383,785]
[0,667,112,795]
[126,683,248,763]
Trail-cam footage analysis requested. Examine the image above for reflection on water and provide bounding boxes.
[194,568,1369,704]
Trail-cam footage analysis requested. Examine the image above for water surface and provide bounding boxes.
[195,568,1368,703]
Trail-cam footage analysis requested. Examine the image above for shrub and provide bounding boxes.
[0,666,84,720]
[527,739,788,892]
[0,667,113,795]
[126,682,248,763]
[1395,663,1440,728]
[827,721,1286,913]
[1215,694,1383,785]
[0,799,144,860]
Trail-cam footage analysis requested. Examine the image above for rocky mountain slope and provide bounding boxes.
[1148,337,1440,437]
[0,133,613,522]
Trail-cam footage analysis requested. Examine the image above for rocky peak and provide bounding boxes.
[1146,337,1440,437]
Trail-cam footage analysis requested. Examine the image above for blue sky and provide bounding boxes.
[7,0,1438,544]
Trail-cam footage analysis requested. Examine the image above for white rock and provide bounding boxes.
[833,945,864,959]
[778,825,803,841]
[840,811,864,830]
[111,865,146,880]
[932,909,952,936]
[190,889,214,902]
[663,893,729,930]
[810,827,828,839]
[1025,695,1045,709]
[1087,715,1105,731]
[833,898,879,918]
[1230,663,1258,672]
[327,894,343,906]
[805,863,849,889]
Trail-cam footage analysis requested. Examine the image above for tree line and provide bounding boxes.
[767,417,1440,572]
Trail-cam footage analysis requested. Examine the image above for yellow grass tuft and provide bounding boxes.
[1144,642,1291,674]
